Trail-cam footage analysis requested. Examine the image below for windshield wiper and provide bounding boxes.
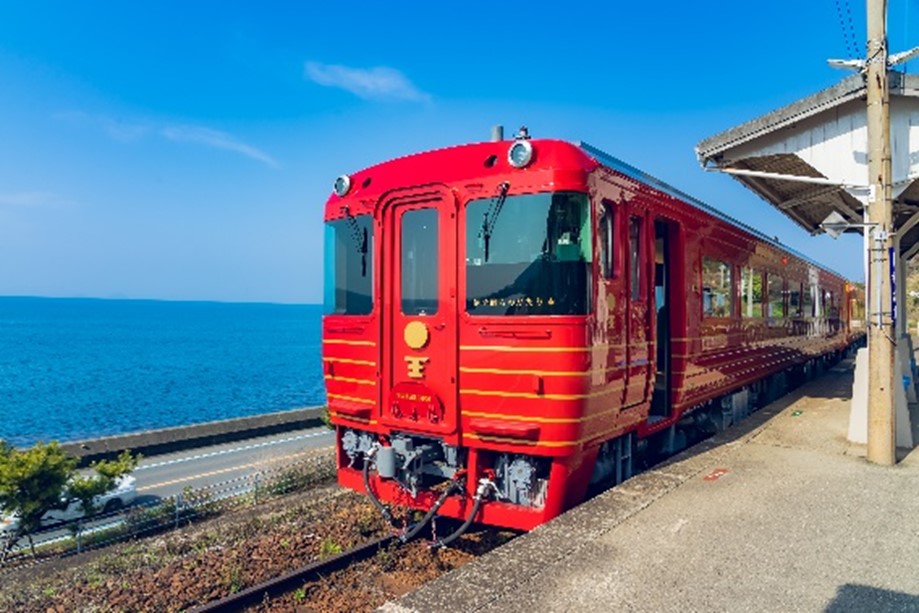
[479,181,510,262]
[341,205,369,277]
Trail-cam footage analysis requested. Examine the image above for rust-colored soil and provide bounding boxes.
[0,486,513,613]
[251,528,513,613]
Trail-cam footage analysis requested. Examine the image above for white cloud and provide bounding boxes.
[305,61,430,102]
[160,125,278,167]
[0,191,73,208]
[102,118,150,142]
[55,111,277,166]
[54,111,150,142]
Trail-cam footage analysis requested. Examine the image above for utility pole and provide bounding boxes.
[865,0,896,465]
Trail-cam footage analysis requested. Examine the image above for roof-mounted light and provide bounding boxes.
[508,140,534,168]
[333,174,352,197]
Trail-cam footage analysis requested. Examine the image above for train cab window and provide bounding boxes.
[741,267,763,317]
[701,256,732,317]
[599,204,615,280]
[323,213,373,315]
[465,191,592,315]
[401,208,439,315]
[629,216,642,300]
[767,274,785,317]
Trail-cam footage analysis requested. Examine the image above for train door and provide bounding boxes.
[651,219,675,419]
[597,199,626,408]
[379,187,459,436]
[624,213,650,407]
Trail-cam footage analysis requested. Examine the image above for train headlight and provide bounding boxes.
[507,140,534,168]
[333,174,352,197]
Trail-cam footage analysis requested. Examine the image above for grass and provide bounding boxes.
[319,537,343,557]
[0,452,338,573]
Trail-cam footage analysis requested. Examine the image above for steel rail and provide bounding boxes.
[188,534,396,613]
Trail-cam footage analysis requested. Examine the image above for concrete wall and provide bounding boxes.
[59,406,327,466]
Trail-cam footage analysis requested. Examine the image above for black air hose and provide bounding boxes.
[429,480,493,550]
[362,451,396,527]
[399,478,463,543]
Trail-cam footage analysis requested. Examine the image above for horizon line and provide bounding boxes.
[0,294,322,307]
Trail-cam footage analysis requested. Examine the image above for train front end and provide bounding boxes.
[322,137,605,532]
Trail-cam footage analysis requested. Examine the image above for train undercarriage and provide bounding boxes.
[336,346,857,538]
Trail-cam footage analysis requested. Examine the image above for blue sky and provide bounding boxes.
[1,2,916,304]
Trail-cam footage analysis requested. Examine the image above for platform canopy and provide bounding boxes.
[696,72,919,259]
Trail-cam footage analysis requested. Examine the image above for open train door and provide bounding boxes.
[650,218,677,420]
[378,186,460,438]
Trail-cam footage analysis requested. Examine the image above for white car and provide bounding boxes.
[0,475,137,534]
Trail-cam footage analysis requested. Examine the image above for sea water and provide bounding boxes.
[0,297,325,446]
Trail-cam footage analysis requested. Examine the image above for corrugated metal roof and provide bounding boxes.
[695,72,919,259]
[696,74,869,162]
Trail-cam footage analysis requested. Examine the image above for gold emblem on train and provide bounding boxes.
[403,321,430,379]
[404,356,430,379]
[403,320,430,349]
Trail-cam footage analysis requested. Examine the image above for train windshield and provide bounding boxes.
[466,192,591,316]
[323,214,374,315]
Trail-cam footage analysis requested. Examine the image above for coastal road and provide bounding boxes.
[4,427,336,554]
[133,426,336,502]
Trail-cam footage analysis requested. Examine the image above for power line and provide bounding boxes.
[834,0,862,59]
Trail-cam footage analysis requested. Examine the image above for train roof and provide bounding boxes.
[579,141,849,281]
[326,138,849,282]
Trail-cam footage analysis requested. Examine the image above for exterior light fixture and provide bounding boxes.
[507,140,534,168]
[333,175,352,197]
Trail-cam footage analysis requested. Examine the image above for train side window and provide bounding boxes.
[400,208,439,315]
[701,256,732,317]
[629,216,642,300]
[803,283,815,317]
[741,267,763,317]
[599,204,615,280]
[826,290,837,317]
[767,274,785,317]
[788,284,802,316]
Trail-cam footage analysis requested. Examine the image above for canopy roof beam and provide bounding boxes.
[704,165,868,190]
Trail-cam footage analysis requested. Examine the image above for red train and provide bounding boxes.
[321,132,864,539]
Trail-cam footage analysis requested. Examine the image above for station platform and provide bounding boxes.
[382,358,919,612]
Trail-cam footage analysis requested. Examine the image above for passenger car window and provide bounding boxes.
[788,284,802,316]
[702,256,732,317]
[803,284,815,317]
[741,267,763,317]
[599,204,615,280]
[629,216,642,301]
[767,274,785,317]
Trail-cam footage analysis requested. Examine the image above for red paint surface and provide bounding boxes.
[323,139,865,530]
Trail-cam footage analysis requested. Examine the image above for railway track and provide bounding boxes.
[189,534,397,612]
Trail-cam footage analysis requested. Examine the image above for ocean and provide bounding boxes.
[0,297,325,447]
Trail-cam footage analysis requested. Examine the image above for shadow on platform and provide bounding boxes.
[825,584,919,613]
